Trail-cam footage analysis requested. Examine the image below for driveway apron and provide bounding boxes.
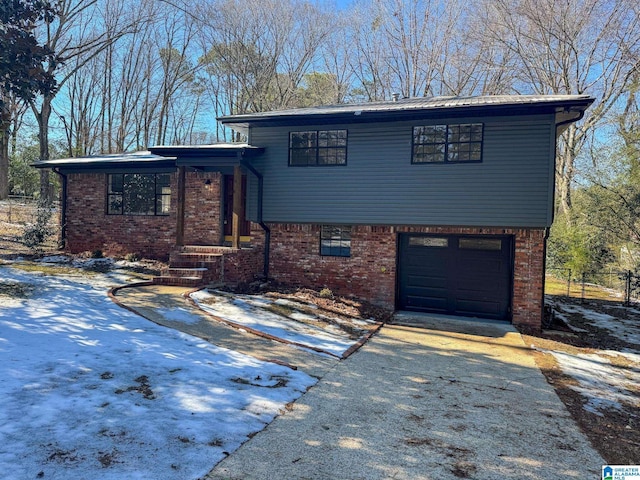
[206,314,604,480]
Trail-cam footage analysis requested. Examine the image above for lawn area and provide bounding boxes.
[0,263,315,479]
[545,274,625,302]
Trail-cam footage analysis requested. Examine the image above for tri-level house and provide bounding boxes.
[35,95,594,329]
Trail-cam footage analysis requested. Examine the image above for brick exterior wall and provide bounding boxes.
[183,171,222,245]
[66,173,177,259]
[65,171,223,260]
[223,223,266,284]
[267,224,546,329]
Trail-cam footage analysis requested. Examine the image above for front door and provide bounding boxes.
[223,174,251,240]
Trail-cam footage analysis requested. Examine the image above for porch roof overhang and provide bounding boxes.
[31,151,177,174]
[149,144,264,171]
[31,144,265,174]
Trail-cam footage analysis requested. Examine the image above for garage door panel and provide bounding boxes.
[455,299,501,317]
[406,273,447,289]
[398,234,513,321]
[404,295,448,313]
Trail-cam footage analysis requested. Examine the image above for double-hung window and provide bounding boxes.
[412,123,483,163]
[289,130,347,166]
[320,225,351,257]
[107,173,171,216]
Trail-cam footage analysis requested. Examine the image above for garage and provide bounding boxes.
[398,234,514,321]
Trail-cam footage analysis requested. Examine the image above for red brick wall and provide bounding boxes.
[267,224,546,329]
[65,172,224,260]
[65,173,176,259]
[183,171,222,245]
[223,222,266,284]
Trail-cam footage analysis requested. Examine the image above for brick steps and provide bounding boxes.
[153,246,226,287]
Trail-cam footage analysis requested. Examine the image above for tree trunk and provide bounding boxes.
[0,109,10,200]
[36,96,52,201]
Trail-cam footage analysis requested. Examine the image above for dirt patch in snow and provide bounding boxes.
[221,282,394,325]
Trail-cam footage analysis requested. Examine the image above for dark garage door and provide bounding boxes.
[398,234,514,321]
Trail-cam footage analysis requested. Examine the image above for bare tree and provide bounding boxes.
[349,0,485,100]
[30,0,146,199]
[196,0,332,140]
[156,15,199,145]
[481,0,640,214]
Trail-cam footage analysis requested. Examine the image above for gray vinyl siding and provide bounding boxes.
[245,114,556,228]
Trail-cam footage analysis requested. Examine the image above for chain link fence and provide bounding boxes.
[546,267,640,305]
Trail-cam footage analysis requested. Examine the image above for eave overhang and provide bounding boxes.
[149,144,265,171]
[32,144,266,174]
[31,151,177,174]
[218,95,596,134]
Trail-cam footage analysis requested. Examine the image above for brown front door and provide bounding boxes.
[223,174,251,237]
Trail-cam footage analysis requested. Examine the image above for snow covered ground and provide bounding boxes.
[0,264,316,479]
[541,300,640,417]
[556,302,640,346]
[191,289,377,357]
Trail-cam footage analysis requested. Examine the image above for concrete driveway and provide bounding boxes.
[205,314,604,480]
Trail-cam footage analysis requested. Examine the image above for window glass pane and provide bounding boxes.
[470,123,483,141]
[409,236,448,247]
[290,148,316,165]
[426,153,445,163]
[448,125,460,143]
[123,173,155,215]
[156,174,170,193]
[319,148,347,165]
[290,131,316,149]
[108,174,124,194]
[459,238,502,250]
[429,125,447,143]
[108,173,170,216]
[157,193,171,215]
[107,194,123,214]
[470,143,482,160]
[318,149,333,165]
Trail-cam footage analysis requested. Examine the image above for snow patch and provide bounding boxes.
[0,265,315,479]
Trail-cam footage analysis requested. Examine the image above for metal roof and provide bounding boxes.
[149,143,264,157]
[32,144,265,170]
[32,151,175,169]
[218,94,595,129]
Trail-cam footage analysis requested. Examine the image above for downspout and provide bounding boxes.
[239,152,270,279]
[542,226,550,328]
[52,168,67,249]
[542,108,586,327]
